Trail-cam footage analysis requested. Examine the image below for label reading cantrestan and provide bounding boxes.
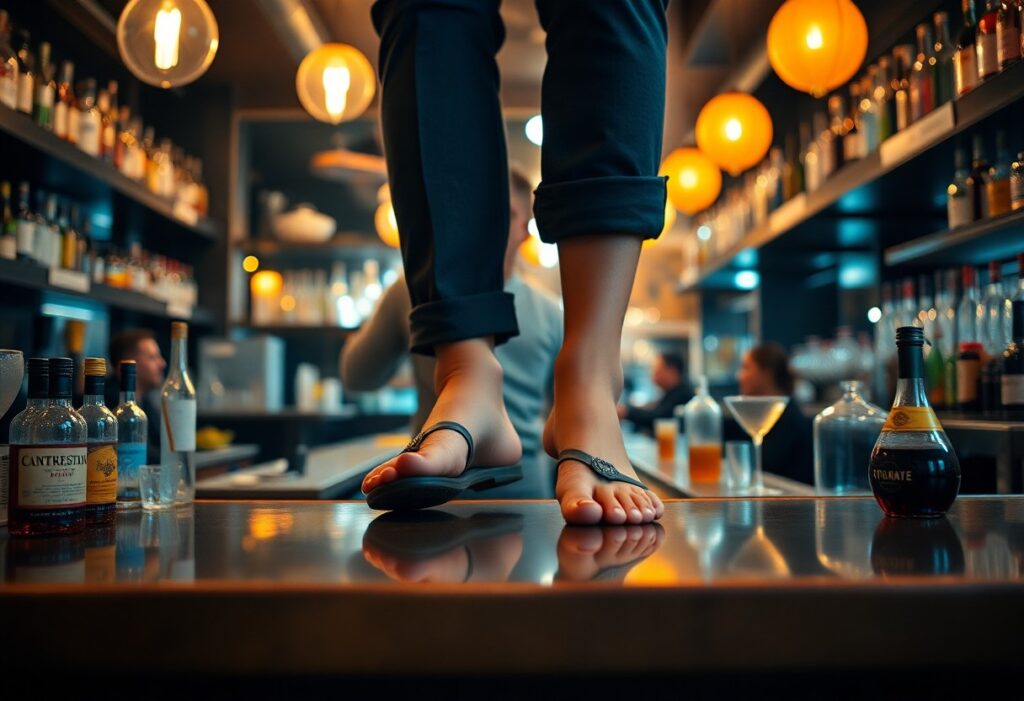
[86,442,117,505]
[12,444,87,508]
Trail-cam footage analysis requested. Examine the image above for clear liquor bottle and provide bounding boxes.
[54,61,75,142]
[910,22,936,122]
[9,358,87,536]
[982,261,1010,355]
[14,29,32,115]
[958,265,983,345]
[78,358,117,525]
[160,322,196,505]
[114,360,147,509]
[869,327,961,518]
[947,147,975,228]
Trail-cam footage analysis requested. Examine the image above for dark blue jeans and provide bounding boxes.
[372,0,669,355]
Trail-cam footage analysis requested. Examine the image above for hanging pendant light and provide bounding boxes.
[116,0,219,88]
[659,147,722,216]
[296,43,376,124]
[695,92,773,177]
[374,200,400,249]
[767,0,868,98]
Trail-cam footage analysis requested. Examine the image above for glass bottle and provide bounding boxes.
[892,45,914,132]
[814,381,885,495]
[874,282,897,402]
[0,181,14,260]
[947,146,975,228]
[13,181,33,261]
[115,360,148,509]
[160,322,196,505]
[1002,299,1024,410]
[0,10,17,110]
[955,0,980,96]
[977,0,1001,80]
[898,277,919,329]
[9,358,88,536]
[869,326,961,518]
[32,41,54,130]
[1012,151,1024,210]
[985,130,1012,217]
[943,269,961,408]
[827,93,847,174]
[97,88,114,163]
[683,376,722,484]
[983,261,1007,355]
[843,82,861,163]
[910,22,936,122]
[933,11,957,106]
[873,56,895,142]
[998,0,1023,67]
[78,358,117,525]
[76,78,101,157]
[968,133,991,220]
[14,30,33,115]
[958,265,983,345]
[857,72,878,156]
[54,61,76,142]
[60,202,78,271]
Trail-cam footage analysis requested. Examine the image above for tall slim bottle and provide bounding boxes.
[977,0,1001,80]
[114,360,147,509]
[161,322,196,505]
[957,265,983,345]
[8,358,87,536]
[78,358,117,525]
[910,22,936,122]
[869,327,961,518]
[933,12,957,106]
[955,0,980,96]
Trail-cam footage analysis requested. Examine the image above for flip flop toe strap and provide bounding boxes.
[404,420,476,471]
[556,449,648,490]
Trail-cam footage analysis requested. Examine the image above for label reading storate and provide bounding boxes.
[161,399,196,452]
[86,442,118,504]
[1,444,8,524]
[881,406,943,433]
[1003,374,1024,407]
[13,444,87,508]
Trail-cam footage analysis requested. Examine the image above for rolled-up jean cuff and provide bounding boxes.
[533,175,668,244]
[409,290,519,355]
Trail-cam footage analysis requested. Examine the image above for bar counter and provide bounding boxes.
[2,496,1023,685]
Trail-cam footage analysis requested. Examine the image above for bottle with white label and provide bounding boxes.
[9,357,87,536]
[78,358,117,525]
[76,78,101,157]
[160,321,196,505]
[114,360,148,509]
[53,61,75,141]
[13,30,32,115]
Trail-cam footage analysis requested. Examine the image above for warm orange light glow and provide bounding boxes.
[280,294,296,312]
[242,255,259,273]
[695,93,773,177]
[659,147,722,215]
[250,270,282,297]
[767,0,868,97]
[519,234,541,266]
[374,200,401,249]
[296,43,376,124]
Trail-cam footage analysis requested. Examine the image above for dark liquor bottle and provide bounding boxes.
[997,0,1023,67]
[1003,299,1024,410]
[870,326,961,518]
[54,61,76,144]
[32,41,54,131]
[910,22,936,122]
[967,133,991,220]
[8,358,87,536]
[78,358,117,525]
[985,130,1013,217]
[892,45,914,131]
[0,181,14,260]
[933,11,957,106]
[957,341,984,410]
[955,0,980,95]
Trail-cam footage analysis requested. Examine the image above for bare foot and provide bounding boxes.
[556,524,665,582]
[361,343,522,496]
[363,532,523,583]
[547,352,664,526]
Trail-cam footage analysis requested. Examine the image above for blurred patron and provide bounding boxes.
[618,351,693,433]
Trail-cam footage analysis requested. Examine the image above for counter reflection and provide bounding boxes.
[2,498,1022,586]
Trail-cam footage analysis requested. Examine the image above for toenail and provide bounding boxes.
[630,509,641,519]
[613,507,624,516]
[643,507,654,518]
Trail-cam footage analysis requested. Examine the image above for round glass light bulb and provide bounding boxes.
[375,200,400,248]
[296,43,376,124]
[117,0,219,89]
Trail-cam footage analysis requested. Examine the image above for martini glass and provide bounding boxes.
[0,350,24,425]
[724,395,789,496]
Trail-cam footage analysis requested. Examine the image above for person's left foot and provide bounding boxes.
[363,532,523,583]
[556,524,664,582]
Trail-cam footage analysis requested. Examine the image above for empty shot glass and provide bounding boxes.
[139,464,178,510]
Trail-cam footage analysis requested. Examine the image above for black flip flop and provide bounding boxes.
[556,448,649,490]
[363,510,525,561]
[364,421,523,511]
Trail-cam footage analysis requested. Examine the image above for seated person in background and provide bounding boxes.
[727,342,814,485]
[617,351,694,433]
[107,329,167,463]
[341,169,563,498]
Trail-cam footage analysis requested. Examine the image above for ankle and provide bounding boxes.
[434,341,504,394]
[554,347,623,399]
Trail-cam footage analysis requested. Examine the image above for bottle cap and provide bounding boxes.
[48,357,74,376]
[895,326,924,345]
[988,260,1001,282]
[171,321,188,339]
[84,357,106,376]
[959,342,984,353]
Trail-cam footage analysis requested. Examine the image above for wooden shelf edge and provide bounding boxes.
[884,209,1024,267]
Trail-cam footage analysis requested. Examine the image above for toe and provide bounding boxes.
[631,492,655,522]
[594,486,627,525]
[650,492,665,518]
[617,490,642,524]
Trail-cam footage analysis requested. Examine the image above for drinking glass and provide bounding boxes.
[724,396,790,496]
[139,464,178,510]
[654,418,677,463]
[724,440,753,492]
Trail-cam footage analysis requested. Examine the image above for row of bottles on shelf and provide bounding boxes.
[874,254,1024,413]
[689,3,1023,262]
[0,10,209,219]
[947,132,1024,227]
[249,259,396,328]
[0,179,197,308]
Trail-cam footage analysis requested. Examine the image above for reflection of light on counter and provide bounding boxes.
[624,553,677,584]
[248,508,295,541]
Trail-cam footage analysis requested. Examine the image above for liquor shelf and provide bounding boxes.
[234,323,361,337]
[1,497,1022,687]
[0,105,219,242]
[238,235,394,260]
[680,60,1024,292]
[0,257,214,325]
[884,208,1024,268]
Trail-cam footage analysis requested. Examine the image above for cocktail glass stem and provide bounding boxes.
[753,435,764,494]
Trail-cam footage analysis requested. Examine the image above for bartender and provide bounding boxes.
[726,342,814,485]
[617,351,693,433]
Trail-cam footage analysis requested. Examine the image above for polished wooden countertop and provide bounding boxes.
[1,496,1022,677]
